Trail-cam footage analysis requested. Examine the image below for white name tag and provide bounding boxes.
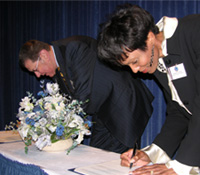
[168,63,187,80]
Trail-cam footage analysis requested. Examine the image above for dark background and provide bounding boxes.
[0,0,199,147]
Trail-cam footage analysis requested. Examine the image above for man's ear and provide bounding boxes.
[39,49,49,62]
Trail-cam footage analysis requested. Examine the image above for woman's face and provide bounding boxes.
[121,32,160,74]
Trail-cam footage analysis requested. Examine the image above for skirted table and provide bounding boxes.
[0,131,130,175]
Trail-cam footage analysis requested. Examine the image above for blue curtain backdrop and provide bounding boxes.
[0,0,199,148]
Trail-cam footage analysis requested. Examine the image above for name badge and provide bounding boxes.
[168,63,187,80]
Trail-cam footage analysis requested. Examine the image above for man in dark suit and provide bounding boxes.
[97,4,200,175]
[19,35,153,154]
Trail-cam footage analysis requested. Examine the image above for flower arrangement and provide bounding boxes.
[5,81,91,154]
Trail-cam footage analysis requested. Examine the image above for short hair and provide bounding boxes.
[97,4,159,66]
[19,40,50,68]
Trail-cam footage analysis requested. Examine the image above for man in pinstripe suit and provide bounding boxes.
[19,35,153,154]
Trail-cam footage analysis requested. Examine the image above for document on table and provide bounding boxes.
[0,131,22,143]
[74,159,139,175]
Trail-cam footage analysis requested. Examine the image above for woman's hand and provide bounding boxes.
[129,164,177,175]
[120,149,151,167]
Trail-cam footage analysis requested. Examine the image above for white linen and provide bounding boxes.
[0,131,127,175]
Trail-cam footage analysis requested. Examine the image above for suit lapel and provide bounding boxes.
[153,70,171,95]
[52,45,75,97]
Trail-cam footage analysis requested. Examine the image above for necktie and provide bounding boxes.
[56,67,74,95]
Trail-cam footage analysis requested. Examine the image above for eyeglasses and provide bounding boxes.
[33,57,40,72]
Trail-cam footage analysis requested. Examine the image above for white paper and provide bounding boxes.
[74,159,139,175]
[0,131,21,142]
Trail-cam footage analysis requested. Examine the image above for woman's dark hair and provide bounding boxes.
[97,4,159,66]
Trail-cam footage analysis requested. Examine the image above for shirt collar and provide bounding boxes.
[51,46,59,67]
[156,16,178,71]
[156,16,178,56]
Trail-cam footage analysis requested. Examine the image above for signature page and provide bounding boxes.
[74,159,139,175]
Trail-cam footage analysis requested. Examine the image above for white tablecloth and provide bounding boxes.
[0,131,126,175]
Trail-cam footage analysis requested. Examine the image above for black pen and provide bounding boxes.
[129,142,137,169]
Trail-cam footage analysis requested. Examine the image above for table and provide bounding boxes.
[0,131,129,175]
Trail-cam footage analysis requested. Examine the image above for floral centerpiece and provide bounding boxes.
[5,81,91,154]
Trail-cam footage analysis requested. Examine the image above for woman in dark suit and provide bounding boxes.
[97,4,200,175]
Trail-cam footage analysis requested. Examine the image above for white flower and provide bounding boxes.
[28,129,38,141]
[34,122,40,127]
[44,102,52,111]
[75,131,84,144]
[48,125,57,133]
[68,114,84,128]
[9,82,91,154]
[27,112,35,118]
[46,111,59,119]
[18,124,30,139]
[46,82,59,95]
[38,118,47,126]
[19,97,34,112]
[74,128,90,144]
[55,101,65,111]
[35,135,51,150]
[17,112,27,122]
[37,99,44,107]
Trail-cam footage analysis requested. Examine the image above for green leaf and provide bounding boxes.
[51,104,56,110]
[51,133,59,143]
[25,146,28,154]
[64,128,79,139]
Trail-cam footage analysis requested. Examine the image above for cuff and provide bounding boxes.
[142,143,171,164]
[141,144,200,175]
[166,160,200,175]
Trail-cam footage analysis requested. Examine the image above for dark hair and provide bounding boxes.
[97,4,159,66]
[19,40,50,68]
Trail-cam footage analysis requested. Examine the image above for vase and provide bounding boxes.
[42,138,73,152]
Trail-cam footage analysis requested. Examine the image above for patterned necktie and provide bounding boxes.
[56,67,74,95]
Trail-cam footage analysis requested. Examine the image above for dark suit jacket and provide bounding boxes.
[51,36,154,153]
[153,15,200,166]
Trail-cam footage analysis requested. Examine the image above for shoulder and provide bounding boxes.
[168,14,200,45]
[52,36,97,48]
[177,14,200,31]
[179,14,200,23]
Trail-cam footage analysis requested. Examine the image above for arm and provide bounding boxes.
[64,40,97,102]
[137,15,200,174]
[152,89,189,158]
[171,15,200,166]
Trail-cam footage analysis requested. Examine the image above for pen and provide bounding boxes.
[129,142,137,169]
